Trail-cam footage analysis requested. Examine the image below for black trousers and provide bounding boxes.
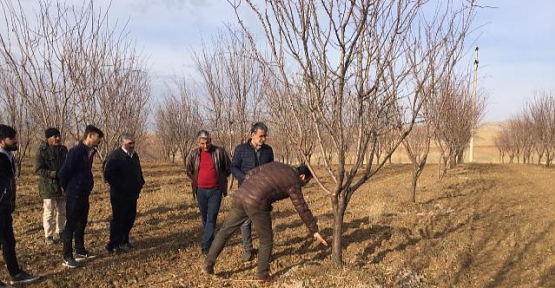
[0,209,20,276]
[107,197,137,249]
[62,194,90,257]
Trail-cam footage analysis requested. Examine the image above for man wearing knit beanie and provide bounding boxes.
[34,127,67,245]
[44,128,60,140]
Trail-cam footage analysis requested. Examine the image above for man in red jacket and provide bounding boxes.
[204,161,327,282]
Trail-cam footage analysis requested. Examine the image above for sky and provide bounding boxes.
[12,0,555,123]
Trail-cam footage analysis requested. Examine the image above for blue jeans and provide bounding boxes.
[196,188,223,252]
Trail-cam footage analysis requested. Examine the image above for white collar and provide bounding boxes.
[122,147,135,157]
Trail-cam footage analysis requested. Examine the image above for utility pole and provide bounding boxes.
[469,46,479,162]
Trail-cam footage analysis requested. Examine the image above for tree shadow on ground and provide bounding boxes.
[270,226,332,277]
[482,221,555,288]
[538,264,555,287]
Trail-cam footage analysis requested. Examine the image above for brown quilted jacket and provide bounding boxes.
[233,161,319,234]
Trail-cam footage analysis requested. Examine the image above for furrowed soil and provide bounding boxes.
[6,161,555,287]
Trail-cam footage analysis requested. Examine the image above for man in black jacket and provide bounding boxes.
[103,133,145,254]
[231,122,274,261]
[59,125,104,268]
[35,127,68,245]
[0,124,40,285]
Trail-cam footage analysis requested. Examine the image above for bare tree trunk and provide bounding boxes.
[411,169,418,203]
[331,193,346,266]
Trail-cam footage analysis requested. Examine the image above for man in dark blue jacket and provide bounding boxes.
[231,122,274,261]
[59,125,104,268]
[0,125,40,285]
[103,133,145,254]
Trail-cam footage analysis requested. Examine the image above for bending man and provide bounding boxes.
[204,161,327,282]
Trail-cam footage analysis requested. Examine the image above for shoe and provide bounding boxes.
[54,231,62,241]
[203,262,214,275]
[0,279,14,287]
[45,236,55,245]
[256,274,273,283]
[121,242,135,249]
[62,256,79,268]
[243,250,253,262]
[201,248,209,255]
[9,270,40,284]
[106,245,126,254]
[75,250,98,261]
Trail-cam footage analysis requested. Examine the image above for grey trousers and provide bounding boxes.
[206,198,273,277]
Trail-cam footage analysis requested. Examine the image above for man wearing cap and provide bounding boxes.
[186,130,231,255]
[35,127,68,245]
[204,161,328,282]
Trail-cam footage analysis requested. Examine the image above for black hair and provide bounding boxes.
[83,125,104,139]
[297,165,312,179]
[250,122,268,134]
[0,124,17,140]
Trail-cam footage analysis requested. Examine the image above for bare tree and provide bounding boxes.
[522,90,555,167]
[0,68,36,176]
[193,29,266,155]
[426,74,485,177]
[264,76,317,164]
[230,0,476,266]
[493,129,508,163]
[0,0,150,162]
[61,3,150,159]
[402,123,431,203]
[155,80,202,164]
[503,118,527,163]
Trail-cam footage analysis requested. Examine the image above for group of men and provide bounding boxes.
[0,124,144,286]
[0,121,326,285]
[186,123,327,282]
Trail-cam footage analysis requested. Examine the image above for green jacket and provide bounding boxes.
[35,142,68,199]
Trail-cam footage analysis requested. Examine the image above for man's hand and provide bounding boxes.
[313,232,328,246]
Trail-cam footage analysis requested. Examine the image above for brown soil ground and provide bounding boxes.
[5,160,555,287]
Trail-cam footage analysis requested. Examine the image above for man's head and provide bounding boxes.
[45,127,61,146]
[197,130,212,151]
[297,165,313,186]
[82,125,104,148]
[121,133,135,153]
[250,122,268,149]
[0,124,18,152]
